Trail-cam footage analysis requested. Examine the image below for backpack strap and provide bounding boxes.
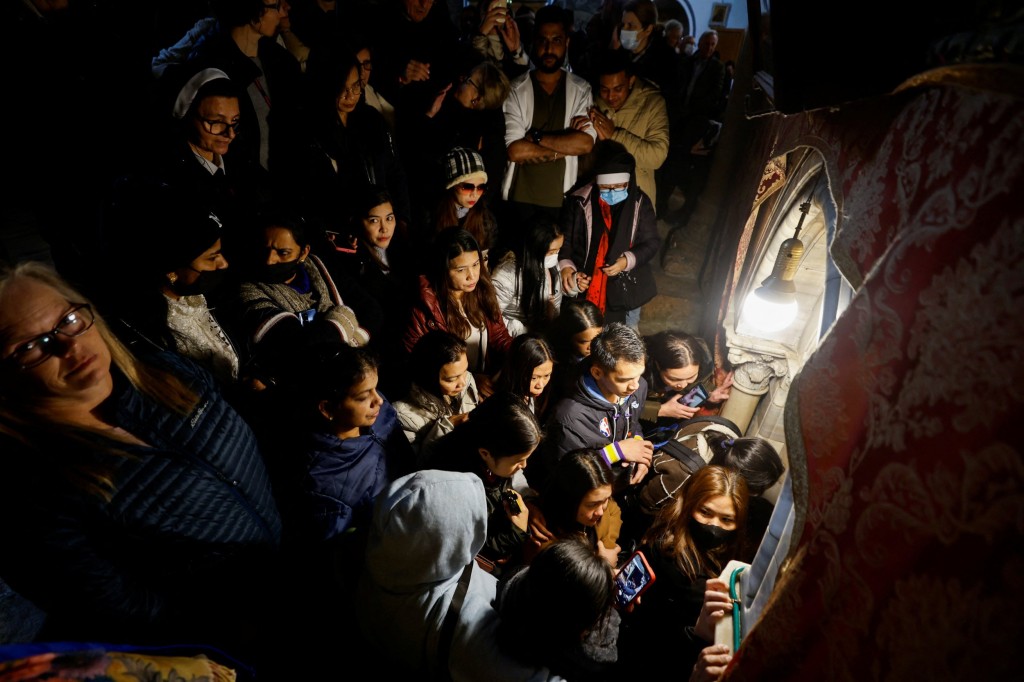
[435,561,474,681]
[675,414,743,436]
[659,439,708,473]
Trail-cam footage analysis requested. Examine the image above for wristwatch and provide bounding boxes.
[530,128,544,145]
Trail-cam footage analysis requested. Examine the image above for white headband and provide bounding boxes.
[596,172,630,185]
[173,68,231,119]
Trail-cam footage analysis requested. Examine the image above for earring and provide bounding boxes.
[167,272,178,284]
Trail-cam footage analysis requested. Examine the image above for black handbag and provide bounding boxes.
[605,264,657,311]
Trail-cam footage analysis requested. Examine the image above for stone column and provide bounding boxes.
[720,349,790,434]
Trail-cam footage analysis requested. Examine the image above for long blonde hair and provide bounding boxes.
[0,262,198,495]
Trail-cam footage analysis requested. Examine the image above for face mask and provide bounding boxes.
[543,254,559,269]
[619,29,639,51]
[600,187,629,206]
[259,259,302,284]
[174,268,228,297]
[683,43,696,57]
[688,517,735,551]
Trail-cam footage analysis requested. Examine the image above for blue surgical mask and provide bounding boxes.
[600,187,629,206]
[619,29,639,52]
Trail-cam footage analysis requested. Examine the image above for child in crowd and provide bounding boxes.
[496,333,556,420]
[394,330,482,465]
[286,343,413,545]
[545,298,605,403]
[527,449,622,569]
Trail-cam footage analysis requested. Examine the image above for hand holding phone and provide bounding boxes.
[614,550,656,608]
[678,383,710,408]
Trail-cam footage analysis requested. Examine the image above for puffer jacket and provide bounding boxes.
[403,275,512,373]
[294,398,413,542]
[0,351,282,641]
[394,375,480,467]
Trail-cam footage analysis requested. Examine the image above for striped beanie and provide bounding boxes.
[443,147,488,189]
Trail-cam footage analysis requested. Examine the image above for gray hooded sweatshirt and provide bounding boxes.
[356,470,565,680]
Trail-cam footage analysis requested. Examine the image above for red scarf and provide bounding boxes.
[585,199,614,313]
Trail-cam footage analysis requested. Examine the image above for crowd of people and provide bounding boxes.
[2,1,761,680]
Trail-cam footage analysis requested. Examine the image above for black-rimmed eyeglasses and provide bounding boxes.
[3,304,96,370]
[200,118,241,137]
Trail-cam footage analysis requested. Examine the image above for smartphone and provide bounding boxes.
[493,0,509,23]
[502,489,522,515]
[614,550,656,608]
[678,383,710,408]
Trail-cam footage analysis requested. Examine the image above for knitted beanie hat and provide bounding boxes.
[444,147,488,189]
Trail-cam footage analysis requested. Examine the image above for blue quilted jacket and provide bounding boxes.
[0,351,283,641]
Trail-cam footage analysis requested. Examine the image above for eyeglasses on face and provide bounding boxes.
[464,78,483,107]
[199,118,241,137]
[339,83,364,100]
[456,183,487,193]
[359,59,373,70]
[4,304,96,370]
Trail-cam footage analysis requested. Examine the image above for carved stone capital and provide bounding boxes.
[727,349,790,395]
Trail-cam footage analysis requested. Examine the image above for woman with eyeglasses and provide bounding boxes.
[397,61,511,231]
[294,52,412,233]
[433,147,500,258]
[641,329,733,427]
[403,226,512,397]
[154,69,269,229]
[559,144,659,329]
[0,260,285,658]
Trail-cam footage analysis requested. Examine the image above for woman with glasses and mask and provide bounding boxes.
[0,260,285,663]
[559,144,659,328]
[295,53,413,235]
[640,329,733,428]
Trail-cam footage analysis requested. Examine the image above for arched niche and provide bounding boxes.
[720,147,851,502]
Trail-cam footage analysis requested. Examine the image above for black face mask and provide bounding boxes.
[688,516,736,552]
[173,268,229,297]
[259,259,302,284]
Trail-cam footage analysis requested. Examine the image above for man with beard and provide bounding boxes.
[501,5,596,224]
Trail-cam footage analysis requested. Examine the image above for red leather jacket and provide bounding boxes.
[403,275,512,373]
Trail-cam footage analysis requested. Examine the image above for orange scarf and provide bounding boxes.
[585,199,614,313]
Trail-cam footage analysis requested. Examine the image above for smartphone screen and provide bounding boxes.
[679,384,710,408]
[615,551,655,608]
